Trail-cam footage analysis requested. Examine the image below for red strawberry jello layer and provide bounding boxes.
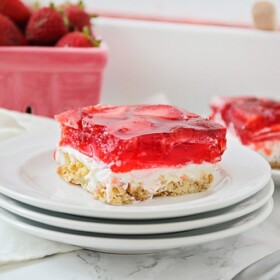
[55,104,226,205]
[211,96,280,168]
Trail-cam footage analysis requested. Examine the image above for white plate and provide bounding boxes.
[0,179,274,235]
[0,131,271,219]
[272,169,280,186]
[0,200,273,254]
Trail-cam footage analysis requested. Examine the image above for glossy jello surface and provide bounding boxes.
[56,104,226,172]
[211,97,280,144]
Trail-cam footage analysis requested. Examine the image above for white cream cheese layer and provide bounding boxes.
[56,146,221,195]
[226,133,280,163]
[250,140,280,162]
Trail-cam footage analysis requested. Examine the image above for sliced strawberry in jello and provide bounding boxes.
[85,105,128,119]
[133,104,185,120]
[55,108,83,129]
[56,104,227,173]
[116,118,155,134]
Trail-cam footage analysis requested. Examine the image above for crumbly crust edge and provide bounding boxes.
[57,152,214,205]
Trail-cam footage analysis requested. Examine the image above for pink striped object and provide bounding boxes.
[0,44,108,117]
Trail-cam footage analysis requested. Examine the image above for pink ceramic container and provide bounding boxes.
[0,45,108,118]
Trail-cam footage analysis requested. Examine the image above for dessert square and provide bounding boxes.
[55,104,226,205]
[210,96,280,168]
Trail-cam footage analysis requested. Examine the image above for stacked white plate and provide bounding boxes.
[272,170,280,186]
[0,131,274,254]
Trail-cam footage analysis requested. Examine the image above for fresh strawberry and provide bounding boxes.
[133,105,184,120]
[118,119,154,134]
[56,27,101,47]
[0,0,30,25]
[63,1,91,32]
[26,5,68,46]
[0,14,26,46]
[56,32,91,47]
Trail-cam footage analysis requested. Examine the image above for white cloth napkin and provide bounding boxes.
[0,109,79,266]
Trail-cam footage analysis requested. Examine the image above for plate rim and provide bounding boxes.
[0,200,273,253]
[0,180,274,235]
[272,169,280,176]
[271,169,280,186]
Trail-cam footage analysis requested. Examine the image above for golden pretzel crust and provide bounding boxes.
[57,152,214,206]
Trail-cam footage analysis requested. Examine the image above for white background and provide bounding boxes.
[23,0,280,23]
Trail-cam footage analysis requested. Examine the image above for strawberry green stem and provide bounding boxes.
[82,27,101,47]
[34,1,40,10]
[92,39,101,47]
[78,0,85,9]
[82,26,91,38]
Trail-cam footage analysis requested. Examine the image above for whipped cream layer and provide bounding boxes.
[56,146,221,196]
[224,131,280,164]
[251,140,280,163]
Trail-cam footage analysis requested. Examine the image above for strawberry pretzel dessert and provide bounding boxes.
[55,104,226,205]
[210,96,280,168]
